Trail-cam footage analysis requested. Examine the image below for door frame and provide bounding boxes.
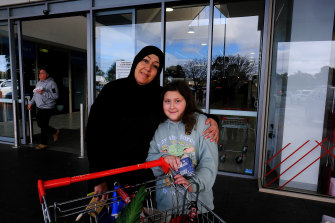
[0,20,25,146]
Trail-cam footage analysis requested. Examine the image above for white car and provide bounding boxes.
[291,89,312,104]
[0,80,13,98]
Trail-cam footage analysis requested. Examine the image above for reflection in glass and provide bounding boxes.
[264,0,335,197]
[218,115,257,175]
[0,25,14,138]
[211,0,264,175]
[0,27,11,93]
[95,7,161,97]
[211,2,263,111]
[164,3,209,109]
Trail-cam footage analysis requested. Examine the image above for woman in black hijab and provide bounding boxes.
[86,46,218,198]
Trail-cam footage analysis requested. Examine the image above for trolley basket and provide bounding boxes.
[37,157,225,223]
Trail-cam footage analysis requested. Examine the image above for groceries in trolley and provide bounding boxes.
[37,158,225,223]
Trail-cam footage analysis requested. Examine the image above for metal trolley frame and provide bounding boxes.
[37,158,226,223]
[220,117,249,163]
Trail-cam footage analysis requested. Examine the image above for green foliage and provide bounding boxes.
[115,186,148,223]
[106,62,116,82]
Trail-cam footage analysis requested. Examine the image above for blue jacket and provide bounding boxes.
[29,77,58,109]
[146,113,218,212]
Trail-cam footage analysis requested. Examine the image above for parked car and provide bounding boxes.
[0,80,13,98]
[291,89,312,104]
[304,86,328,121]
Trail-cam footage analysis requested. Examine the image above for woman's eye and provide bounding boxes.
[143,58,149,63]
[176,100,181,103]
[153,65,159,69]
[164,100,170,103]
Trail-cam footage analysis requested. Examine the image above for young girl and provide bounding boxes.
[146,81,218,212]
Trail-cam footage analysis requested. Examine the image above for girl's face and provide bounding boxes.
[163,90,187,122]
[134,54,160,85]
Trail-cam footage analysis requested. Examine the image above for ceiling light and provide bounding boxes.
[201,43,207,46]
[166,7,174,12]
[40,49,48,53]
[187,26,195,34]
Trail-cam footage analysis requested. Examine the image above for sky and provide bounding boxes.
[0,55,7,73]
[276,41,335,76]
[88,5,335,77]
[95,6,261,73]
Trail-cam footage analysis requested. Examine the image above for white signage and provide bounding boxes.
[116,61,132,79]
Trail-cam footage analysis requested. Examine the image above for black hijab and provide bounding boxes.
[127,45,165,88]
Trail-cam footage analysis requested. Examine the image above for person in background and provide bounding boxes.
[27,68,60,150]
[86,46,219,200]
[146,81,218,213]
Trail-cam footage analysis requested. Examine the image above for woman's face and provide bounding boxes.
[163,90,187,122]
[134,54,160,85]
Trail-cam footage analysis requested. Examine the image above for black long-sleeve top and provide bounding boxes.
[86,46,164,188]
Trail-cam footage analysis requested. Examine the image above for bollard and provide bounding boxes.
[28,109,33,144]
[79,103,85,158]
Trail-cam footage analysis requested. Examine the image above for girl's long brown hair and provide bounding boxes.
[161,81,203,134]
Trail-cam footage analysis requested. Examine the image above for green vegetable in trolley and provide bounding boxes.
[115,186,148,223]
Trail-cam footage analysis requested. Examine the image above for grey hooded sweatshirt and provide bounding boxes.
[29,77,59,109]
[146,113,219,213]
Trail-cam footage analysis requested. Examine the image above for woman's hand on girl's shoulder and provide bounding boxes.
[203,118,219,144]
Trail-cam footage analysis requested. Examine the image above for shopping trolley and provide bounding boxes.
[37,157,226,223]
[219,117,249,164]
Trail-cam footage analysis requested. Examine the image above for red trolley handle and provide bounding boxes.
[37,157,170,204]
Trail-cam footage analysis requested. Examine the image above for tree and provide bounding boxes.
[212,54,256,88]
[165,65,185,79]
[106,62,116,82]
[95,64,105,77]
[211,54,256,106]
[0,55,11,79]
[182,58,208,90]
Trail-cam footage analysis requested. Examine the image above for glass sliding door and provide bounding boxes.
[21,16,87,152]
[0,21,30,144]
[0,23,15,141]
[164,2,210,109]
[211,0,265,175]
[263,0,335,197]
[164,0,264,176]
[94,6,162,96]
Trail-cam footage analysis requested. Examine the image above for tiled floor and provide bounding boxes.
[28,111,83,154]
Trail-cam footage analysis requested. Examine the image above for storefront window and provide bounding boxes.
[94,6,161,96]
[164,2,210,109]
[263,0,335,197]
[0,24,14,138]
[211,0,264,175]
